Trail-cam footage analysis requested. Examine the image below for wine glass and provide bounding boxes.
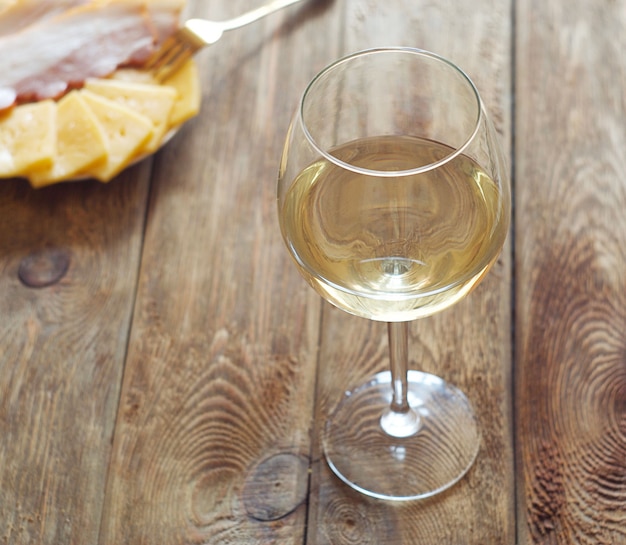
[277,47,510,501]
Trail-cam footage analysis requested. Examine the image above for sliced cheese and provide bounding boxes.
[0,100,56,177]
[112,60,201,127]
[80,90,154,182]
[29,91,107,188]
[162,59,201,127]
[84,78,176,154]
[0,60,201,186]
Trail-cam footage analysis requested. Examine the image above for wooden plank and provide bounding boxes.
[98,0,341,543]
[307,0,515,543]
[515,0,626,543]
[0,166,151,543]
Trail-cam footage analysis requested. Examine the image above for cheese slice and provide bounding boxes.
[29,91,107,188]
[0,100,56,177]
[162,59,201,127]
[80,90,154,182]
[113,59,201,128]
[84,78,176,154]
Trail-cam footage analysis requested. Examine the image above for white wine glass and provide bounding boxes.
[277,47,510,500]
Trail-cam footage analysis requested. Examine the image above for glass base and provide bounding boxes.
[323,370,480,501]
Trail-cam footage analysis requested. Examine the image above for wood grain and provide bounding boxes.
[98,0,337,543]
[516,0,626,543]
[306,0,515,543]
[0,165,151,544]
[2,0,624,543]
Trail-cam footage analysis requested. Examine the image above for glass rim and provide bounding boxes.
[298,46,484,177]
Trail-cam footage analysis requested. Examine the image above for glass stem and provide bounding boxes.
[388,321,410,412]
[379,322,421,438]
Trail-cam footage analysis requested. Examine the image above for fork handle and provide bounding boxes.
[219,0,306,31]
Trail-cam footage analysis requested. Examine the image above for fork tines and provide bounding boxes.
[146,27,204,82]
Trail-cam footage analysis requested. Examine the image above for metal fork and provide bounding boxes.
[147,0,306,81]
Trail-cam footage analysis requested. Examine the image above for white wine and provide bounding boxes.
[279,136,509,321]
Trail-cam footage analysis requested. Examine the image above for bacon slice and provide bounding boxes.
[127,0,185,64]
[0,0,182,110]
[0,0,90,37]
[146,0,185,42]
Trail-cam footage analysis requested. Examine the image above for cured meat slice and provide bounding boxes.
[0,0,182,110]
[0,0,90,36]
[146,0,185,43]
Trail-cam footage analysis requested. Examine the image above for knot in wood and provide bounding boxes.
[18,248,70,288]
[322,499,379,545]
[242,452,309,521]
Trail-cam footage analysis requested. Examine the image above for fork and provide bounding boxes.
[147,0,307,81]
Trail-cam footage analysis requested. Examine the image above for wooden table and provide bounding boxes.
[1,0,624,543]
